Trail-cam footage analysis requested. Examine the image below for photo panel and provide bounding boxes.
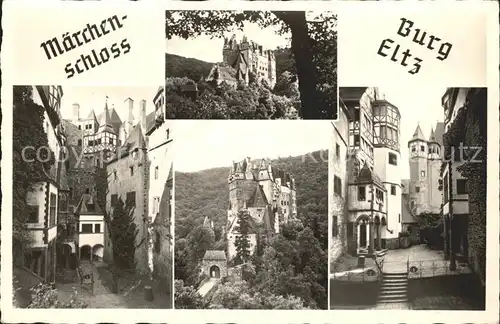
[330,86,487,311]
[165,7,338,120]
[10,85,173,310]
[173,120,330,309]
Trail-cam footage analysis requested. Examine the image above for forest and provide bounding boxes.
[174,150,328,309]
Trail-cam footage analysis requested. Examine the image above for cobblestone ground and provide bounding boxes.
[56,260,171,309]
[411,296,483,310]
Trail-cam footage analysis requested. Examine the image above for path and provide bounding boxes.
[197,278,219,297]
[57,260,128,308]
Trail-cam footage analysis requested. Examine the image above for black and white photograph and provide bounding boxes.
[12,85,173,309]
[165,10,337,120]
[173,121,329,309]
[329,87,487,310]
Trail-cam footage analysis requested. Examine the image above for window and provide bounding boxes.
[166,129,170,139]
[332,216,338,237]
[126,191,136,208]
[391,185,396,195]
[130,166,134,176]
[411,146,416,152]
[89,140,94,146]
[95,224,101,233]
[81,224,93,233]
[420,145,425,152]
[354,109,360,121]
[388,153,397,166]
[111,194,118,208]
[376,189,384,202]
[358,186,366,201]
[415,186,420,193]
[85,188,90,194]
[109,138,114,145]
[421,171,425,177]
[114,170,117,180]
[78,125,81,130]
[457,179,468,194]
[354,135,360,146]
[335,144,340,160]
[154,166,159,180]
[69,187,74,199]
[27,205,39,223]
[333,176,342,197]
[49,193,57,226]
[77,139,82,146]
[153,197,160,214]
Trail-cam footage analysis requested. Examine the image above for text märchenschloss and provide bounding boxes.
[40,15,131,79]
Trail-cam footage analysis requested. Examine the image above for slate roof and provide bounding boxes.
[353,163,385,189]
[75,193,103,215]
[410,125,426,142]
[97,102,116,134]
[203,250,226,261]
[109,123,147,162]
[247,185,269,208]
[433,122,445,147]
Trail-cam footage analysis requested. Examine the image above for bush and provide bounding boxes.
[28,283,88,308]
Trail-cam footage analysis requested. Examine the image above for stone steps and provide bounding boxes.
[377,272,409,304]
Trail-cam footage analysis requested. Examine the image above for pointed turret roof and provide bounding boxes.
[87,109,97,121]
[75,193,103,215]
[98,100,116,134]
[409,124,426,142]
[352,163,385,189]
[247,185,269,208]
[433,122,445,147]
[428,127,439,144]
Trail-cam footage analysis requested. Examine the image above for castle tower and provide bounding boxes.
[372,97,403,245]
[408,124,429,215]
[95,99,118,162]
[426,126,443,214]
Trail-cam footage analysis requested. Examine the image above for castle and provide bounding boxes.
[405,123,445,216]
[206,35,277,89]
[225,157,297,260]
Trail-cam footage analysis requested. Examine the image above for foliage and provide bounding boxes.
[110,198,138,269]
[234,210,252,264]
[166,76,299,119]
[209,280,306,309]
[13,86,55,255]
[166,53,214,81]
[165,10,337,119]
[174,280,206,309]
[27,283,88,308]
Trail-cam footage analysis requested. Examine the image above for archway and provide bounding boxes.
[209,265,221,278]
[80,245,91,260]
[356,215,370,251]
[92,244,104,261]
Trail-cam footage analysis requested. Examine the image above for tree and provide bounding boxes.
[186,225,216,263]
[13,86,55,260]
[166,10,337,119]
[174,280,205,309]
[110,198,138,269]
[234,210,252,264]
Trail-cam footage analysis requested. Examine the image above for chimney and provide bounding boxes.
[139,99,147,133]
[124,97,134,133]
[72,103,80,120]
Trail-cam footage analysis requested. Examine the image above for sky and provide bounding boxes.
[378,85,447,179]
[166,21,291,63]
[172,120,330,173]
[60,86,161,122]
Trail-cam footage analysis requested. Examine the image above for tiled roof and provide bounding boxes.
[203,250,226,261]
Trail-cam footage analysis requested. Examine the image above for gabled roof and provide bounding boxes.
[247,185,269,208]
[75,193,103,215]
[409,124,426,142]
[145,111,156,135]
[203,250,226,261]
[113,123,147,159]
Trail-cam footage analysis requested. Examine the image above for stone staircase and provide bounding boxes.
[378,272,409,304]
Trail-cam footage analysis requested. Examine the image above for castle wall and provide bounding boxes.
[427,159,442,214]
[106,150,149,275]
[229,179,256,211]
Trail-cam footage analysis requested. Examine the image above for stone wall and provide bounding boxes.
[201,259,228,278]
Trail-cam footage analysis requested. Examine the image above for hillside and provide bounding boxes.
[165,53,214,82]
[175,150,328,244]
